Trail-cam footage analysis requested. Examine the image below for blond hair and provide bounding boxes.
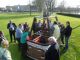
[1,40,9,48]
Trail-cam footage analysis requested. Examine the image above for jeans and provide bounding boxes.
[65,36,70,49]
[20,43,28,57]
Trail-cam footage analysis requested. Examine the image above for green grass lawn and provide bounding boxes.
[0,12,80,60]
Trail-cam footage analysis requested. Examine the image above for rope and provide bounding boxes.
[72,25,80,30]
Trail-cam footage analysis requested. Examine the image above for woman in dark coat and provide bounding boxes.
[64,21,72,49]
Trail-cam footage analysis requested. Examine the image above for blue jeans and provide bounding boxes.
[65,36,70,49]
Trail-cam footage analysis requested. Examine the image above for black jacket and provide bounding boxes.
[65,25,72,37]
[7,23,17,31]
[60,26,65,36]
[45,44,60,60]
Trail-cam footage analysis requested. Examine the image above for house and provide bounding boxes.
[6,5,38,12]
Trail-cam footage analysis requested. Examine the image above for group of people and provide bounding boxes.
[30,17,72,60]
[7,20,30,58]
[31,17,72,49]
[0,16,72,60]
[44,20,72,60]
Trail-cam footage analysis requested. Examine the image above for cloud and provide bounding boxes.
[56,0,80,7]
[0,0,80,7]
[0,0,30,7]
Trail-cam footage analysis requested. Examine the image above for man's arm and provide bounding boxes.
[13,23,17,30]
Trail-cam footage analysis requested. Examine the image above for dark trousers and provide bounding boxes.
[9,30,15,42]
[60,35,65,44]
[21,43,28,57]
[65,36,70,49]
[16,38,20,49]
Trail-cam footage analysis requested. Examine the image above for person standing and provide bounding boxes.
[16,24,23,48]
[64,21,72,49]
[60,24,65,44]
[52,21,60,40]
[31,17,38,34]
[45,36,60,60]
[7,20,16,43]
[37,20,42,28]
[23,22,29,31]
[48,20,53,36]
[20,28,29,58]
[37,20,42,31]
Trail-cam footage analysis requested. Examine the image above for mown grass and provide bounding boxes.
[0,12,80,60]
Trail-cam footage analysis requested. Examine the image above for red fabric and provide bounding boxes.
[34,36,41,43]
[27,36,32,41]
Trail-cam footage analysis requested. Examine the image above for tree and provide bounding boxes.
[45,0,56,12]
[32,0,56,12]
[32,0,46,12]
[58,0,65,12]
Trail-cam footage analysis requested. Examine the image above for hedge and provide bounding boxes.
[57,13,80,18]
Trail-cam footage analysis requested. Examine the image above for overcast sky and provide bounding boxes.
[0,0,80,8]
[56,0,80,7]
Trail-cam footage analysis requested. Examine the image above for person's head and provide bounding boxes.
[39,20,41,23]
[58,22,61,25]
[9,20,12,23]
[23,28,29,32]
[1,40,9,48]
[66,21,70,26]
[18,24,22,28]
[54,21,57,25]
[0,31,2,34]
[25,22,27,24]
[0,31,3,37]
[60,24,64,27]
[33,17,37,23]
[48,36,57,45]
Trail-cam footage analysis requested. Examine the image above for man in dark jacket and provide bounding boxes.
[45,37,60,60]
[65,21,72,49]
[7,20,16,43]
